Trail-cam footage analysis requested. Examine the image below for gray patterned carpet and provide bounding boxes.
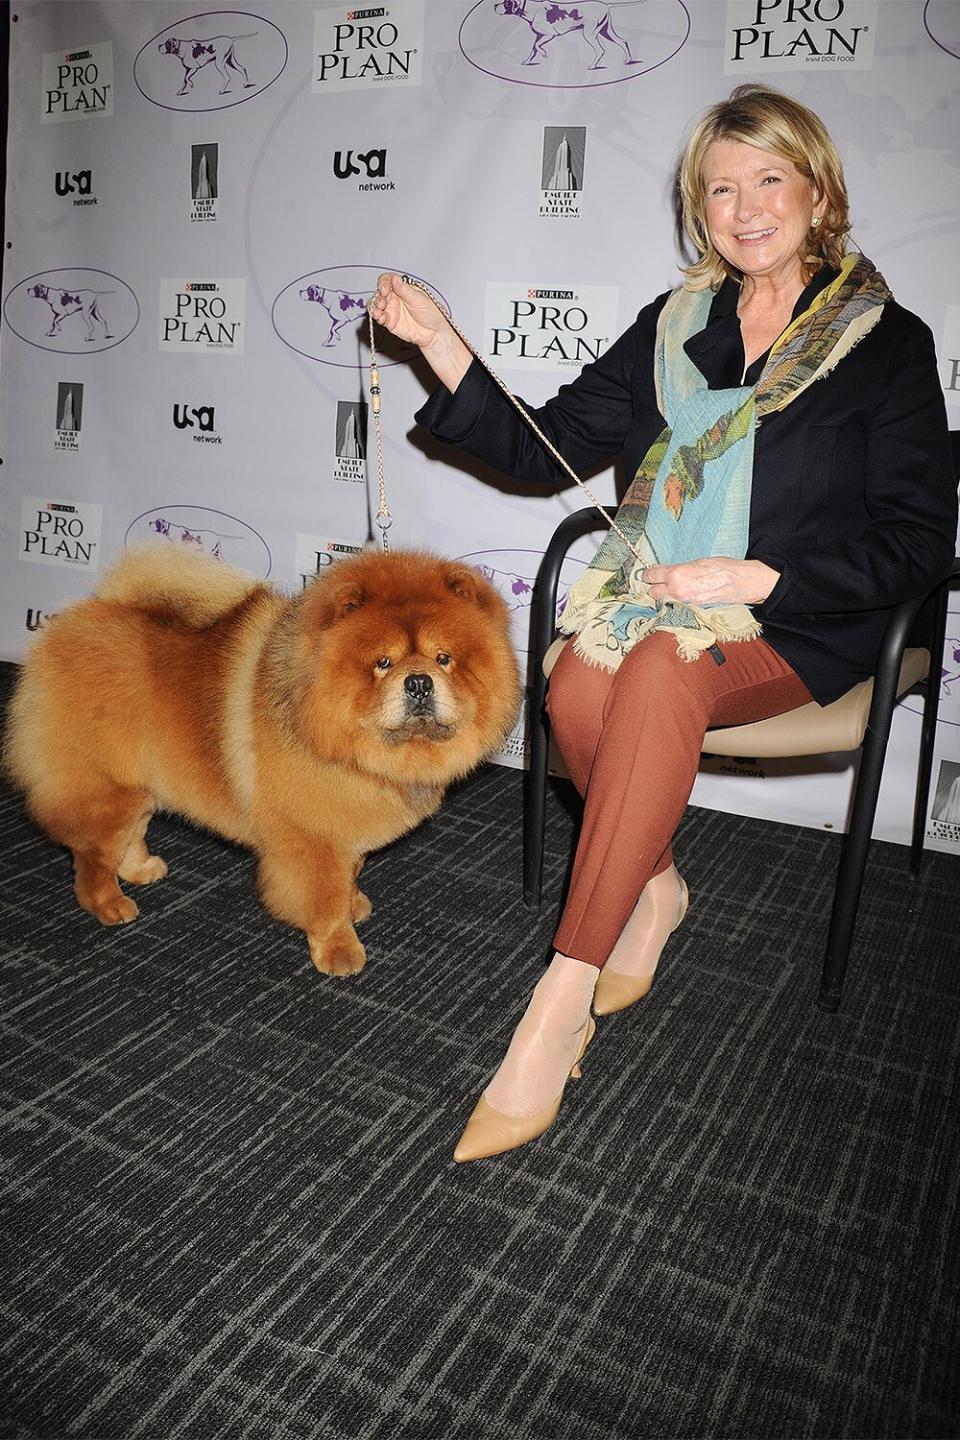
[1,660,959,1440]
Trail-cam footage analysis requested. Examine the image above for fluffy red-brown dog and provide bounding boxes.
[3,547,521,975]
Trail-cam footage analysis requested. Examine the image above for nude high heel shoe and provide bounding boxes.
[592,875,689,1017]
[452,1015,596,1163]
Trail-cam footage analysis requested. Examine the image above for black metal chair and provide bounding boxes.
[523,449,960,1012]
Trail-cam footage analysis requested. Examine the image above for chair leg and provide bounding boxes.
[818,614,910,1011]
[910,581,948,879]
[523,669,549,910]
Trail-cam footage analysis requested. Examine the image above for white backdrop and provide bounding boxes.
[2,0,959,853]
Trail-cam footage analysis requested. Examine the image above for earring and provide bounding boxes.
[811,216,821,228]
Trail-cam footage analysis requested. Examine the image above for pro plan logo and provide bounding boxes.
[55,169,97,207]
[333,401,368,484]
[724,0,879,73]
[173,403,221,445]
[925,0,960,60]
[20,497,102,570]
[125,506,271,576]
[333,147,394,192]
[313,1,424,92]
[42,42,113,123]
[272,265,447,369]
[296,534,364,589]
[159,279,245,353]
[191,144,219,222]
[55,383,83,452]
[134,11,288,112]
[540,127,585,219]
[458,0,690,89]
[484,282,618,371]
[3,268,140,355]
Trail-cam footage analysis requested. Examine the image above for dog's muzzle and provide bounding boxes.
[403,672,434,715]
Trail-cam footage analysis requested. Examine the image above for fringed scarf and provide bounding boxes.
[559,253,892,669]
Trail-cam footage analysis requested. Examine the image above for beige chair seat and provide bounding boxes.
[542,635,930,758]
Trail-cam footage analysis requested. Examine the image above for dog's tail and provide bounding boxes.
[97,546,264,628]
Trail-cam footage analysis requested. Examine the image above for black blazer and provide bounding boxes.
[416,272,957,706]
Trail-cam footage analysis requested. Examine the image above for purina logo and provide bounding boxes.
[125,506,271,576]
[925,0,960,60]
[724,0,879,73]
[484,281,619,372]
[272,265,447,369]
[42,42,113,123]
[540,128,585,220]
[55,169,97,207]
[159,279,246,353]
[20,497,103,569]
[3,268,140,355]
[313,1,424,92]
[333,148,394,191]
[173,404,221,445]
[296,534,364,590]
[134,11,288,112]
[458,0,690,90]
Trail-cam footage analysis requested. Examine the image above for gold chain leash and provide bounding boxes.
[367,277,644,562]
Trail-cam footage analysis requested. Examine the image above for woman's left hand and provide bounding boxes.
[641,557,780,605]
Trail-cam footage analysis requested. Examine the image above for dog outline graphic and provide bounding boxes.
[158,33,257,95]
[28,284,115,341]
[494,0,645,70]
[299,285,370,348]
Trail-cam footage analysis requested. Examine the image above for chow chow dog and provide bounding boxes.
[3,547,520,975]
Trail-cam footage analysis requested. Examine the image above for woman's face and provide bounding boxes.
[702,138,827,290]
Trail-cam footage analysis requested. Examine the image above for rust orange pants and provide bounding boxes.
[546,632,813,968]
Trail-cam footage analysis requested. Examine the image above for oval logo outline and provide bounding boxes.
[272,265,449,370]
[125,504,273,578]
[134,9,289,113]
[2,268,141,356]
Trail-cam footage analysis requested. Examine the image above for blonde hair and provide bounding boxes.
[678,84,850,290]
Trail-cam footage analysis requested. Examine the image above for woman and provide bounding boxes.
[368,84,957,1164]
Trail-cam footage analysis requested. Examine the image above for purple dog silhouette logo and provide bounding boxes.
[134,10,287,112]
[459,548,587,658]
[125,505,272,577]
[459,0,689,88]
[272,265,448,370]
[3,268,139,354]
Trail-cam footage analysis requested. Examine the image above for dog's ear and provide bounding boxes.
[445,563,481,606]
[303,574,366,632]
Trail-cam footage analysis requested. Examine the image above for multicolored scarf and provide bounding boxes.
[559,254,892,668]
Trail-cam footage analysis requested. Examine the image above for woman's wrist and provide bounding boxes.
[420,326,472,394]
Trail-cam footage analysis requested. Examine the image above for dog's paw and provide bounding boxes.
[308,926,366,977]
[119,855,168,886]
[351,888,373,924]
[95,895,140,926]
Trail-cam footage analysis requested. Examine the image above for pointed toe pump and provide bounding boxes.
[592,876,689,1017]
[453,1015,596,1163]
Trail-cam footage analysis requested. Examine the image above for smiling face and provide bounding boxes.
[702,138,827,291]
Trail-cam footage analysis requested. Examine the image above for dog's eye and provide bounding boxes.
[435,652,451,667]
[374,657,392,671]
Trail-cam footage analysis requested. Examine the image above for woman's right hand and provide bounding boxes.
[369,273,472,393]
[369,273,449,350]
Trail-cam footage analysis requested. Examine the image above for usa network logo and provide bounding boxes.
[55,168,96,205]
[134,10,288,112]
[173,403,221,444]
[333,146,394,191]
[458,0,690,89]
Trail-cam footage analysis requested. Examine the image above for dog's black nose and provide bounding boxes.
[404,672,433,702]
